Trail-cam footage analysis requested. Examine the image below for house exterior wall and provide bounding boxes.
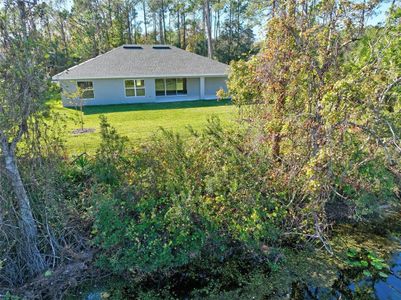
[60,76,227,106]
[205,77,227,97]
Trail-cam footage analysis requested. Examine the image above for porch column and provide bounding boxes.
[200,77,205,99]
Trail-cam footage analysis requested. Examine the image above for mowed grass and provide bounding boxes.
[50,99,238,154]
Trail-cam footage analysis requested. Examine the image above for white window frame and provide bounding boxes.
[125,79,146,97]
[155,78,188,97]
[76,81,95,99]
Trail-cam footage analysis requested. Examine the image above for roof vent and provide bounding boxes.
[123,45,143,49]
[153,45,171,50]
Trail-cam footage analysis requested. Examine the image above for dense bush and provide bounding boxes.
[92,117,281,275]
[89,110,399,286]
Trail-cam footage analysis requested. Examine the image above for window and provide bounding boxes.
[155,78,187,96]
[155,79,165,96]
[125,79,145,97]
[166,79,176,95]
[176,78,187,95]
[77,81,94,99]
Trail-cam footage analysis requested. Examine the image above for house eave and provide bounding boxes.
[52,73,228,81]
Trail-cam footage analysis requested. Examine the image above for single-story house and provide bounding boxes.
[53,45,229,106]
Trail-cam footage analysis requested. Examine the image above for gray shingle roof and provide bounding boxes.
[53,45,229,80]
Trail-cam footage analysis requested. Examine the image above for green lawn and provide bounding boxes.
[51,99,237,154]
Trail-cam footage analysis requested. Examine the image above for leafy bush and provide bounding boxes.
[91,108,399,284]
[92,117,284,276]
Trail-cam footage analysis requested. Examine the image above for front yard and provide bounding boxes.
[51,99,237,154]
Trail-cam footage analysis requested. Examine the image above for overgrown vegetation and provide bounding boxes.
[0,0,400,299]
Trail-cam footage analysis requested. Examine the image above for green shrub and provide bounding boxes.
[90,115,399,295]
[92,117,286,276]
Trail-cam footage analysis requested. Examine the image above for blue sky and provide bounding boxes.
[366,0,393,25]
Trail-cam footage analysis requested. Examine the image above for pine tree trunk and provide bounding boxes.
[161,0,167,44]
[1,140,45,276]
[217,8,220,37]
[60,20,69,62]
[153,13,157,42]
[177,9,181,47]
[159,11,164,43]
[143,0,148,39]
[204,0,213,58]
[127,8,133,44]
[182,13,186,48]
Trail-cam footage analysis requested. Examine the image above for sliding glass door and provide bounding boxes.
[155,78,187,96]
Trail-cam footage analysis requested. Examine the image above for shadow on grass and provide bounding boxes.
[65,99,232,115]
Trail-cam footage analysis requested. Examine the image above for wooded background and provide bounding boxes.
[39,0,264,74]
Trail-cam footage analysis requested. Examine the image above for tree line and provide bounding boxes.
[40,0,262,74]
